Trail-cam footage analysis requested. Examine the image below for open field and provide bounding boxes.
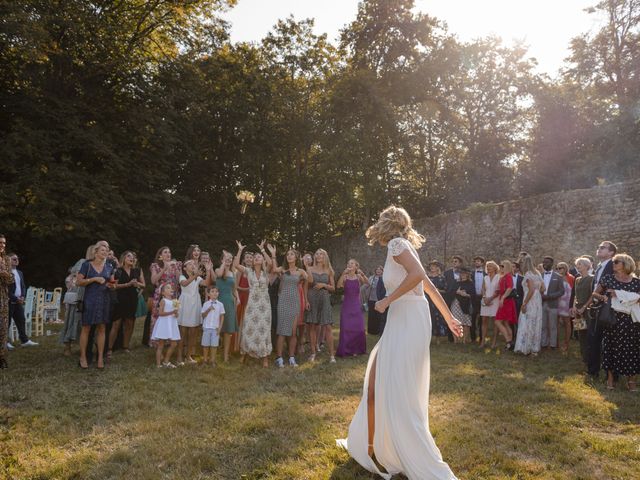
[1,317,639,480]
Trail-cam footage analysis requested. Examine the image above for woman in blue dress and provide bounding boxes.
[215,251,239,363]
[76,242,115,369]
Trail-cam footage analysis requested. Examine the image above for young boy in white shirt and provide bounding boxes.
[201,286,225,366]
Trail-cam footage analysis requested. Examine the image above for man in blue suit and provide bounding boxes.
[7,253,38,348]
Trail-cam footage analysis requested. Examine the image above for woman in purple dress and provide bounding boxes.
[336,259,368,357]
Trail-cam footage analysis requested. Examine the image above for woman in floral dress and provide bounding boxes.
[233,241,273,367]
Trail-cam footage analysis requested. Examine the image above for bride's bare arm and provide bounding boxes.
[374,248,462,337]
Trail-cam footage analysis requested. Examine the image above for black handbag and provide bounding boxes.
[589,298,617,329]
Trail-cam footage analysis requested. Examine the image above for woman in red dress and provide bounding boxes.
[234,251,253,353]
[495,259,516,350]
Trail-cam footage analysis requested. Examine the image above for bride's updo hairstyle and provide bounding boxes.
[366,206,425,249]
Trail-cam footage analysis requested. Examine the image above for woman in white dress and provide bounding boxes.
[480,261,500,348]
[177,260,213,364]
[337,206,462,480]
[514,254,544,356]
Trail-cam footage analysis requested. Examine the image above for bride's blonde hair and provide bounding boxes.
[366,206,425,249]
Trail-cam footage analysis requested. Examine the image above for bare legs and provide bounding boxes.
[155,339,177,367]
[79,324,105,368]
[123,318,135,351]
[79,325,90,368]
[481,316,494,346]
[177,326,198,363]
[108,318,122,356]
[275,334,297,358]
[223,333,232,362]
[202,346,217,366]
[324,324,335,359]
[493,320,513,348]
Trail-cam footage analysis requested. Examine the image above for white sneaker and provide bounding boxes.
[308,353,316,362]
[330,356,336,363]
[288,356,298,367]
[162,362,176,369]
[7,342,15,351]
[21,340,38,347]
[275,357,284,368]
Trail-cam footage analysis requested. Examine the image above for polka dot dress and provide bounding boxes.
[599,274,640,376]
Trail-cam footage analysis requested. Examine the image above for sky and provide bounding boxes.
[220,0,603,76]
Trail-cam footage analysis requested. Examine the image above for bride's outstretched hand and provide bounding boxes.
[375,297,390,313]
[447,316,463,338]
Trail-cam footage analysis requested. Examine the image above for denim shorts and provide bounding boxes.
[201,328,219,347]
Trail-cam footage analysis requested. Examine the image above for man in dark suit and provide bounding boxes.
[443,256,465,343]
[8,254,38,348]
[470,256,486,343]
[509,261,524,337]
[540,256,565,349]
[587,241,616,379]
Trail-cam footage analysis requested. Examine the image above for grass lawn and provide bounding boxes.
[1,313,639,480]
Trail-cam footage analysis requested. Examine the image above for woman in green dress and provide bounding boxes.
[215,251,239,363]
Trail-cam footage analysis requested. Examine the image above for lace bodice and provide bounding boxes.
[382,237,423,297]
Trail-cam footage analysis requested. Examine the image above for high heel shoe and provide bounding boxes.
[79,360,88,369]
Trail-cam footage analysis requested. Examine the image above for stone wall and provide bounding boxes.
[325,180,640,272]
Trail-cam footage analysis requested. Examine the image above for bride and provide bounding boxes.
[337,206,462,479]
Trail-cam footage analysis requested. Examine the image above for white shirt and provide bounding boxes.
[543,270,552,294]
[453,270,460,282]
[474,270,484,295]
[201,300,225,330]
[512,274,519,291]
[594,259,611,289]
[11,268,21,298]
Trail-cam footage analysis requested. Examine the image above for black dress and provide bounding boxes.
[599,274,640,376]
[113,267,140,319]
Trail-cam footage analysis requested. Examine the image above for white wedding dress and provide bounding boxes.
[337,237,457,479]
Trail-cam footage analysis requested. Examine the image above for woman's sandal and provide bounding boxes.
[627,381,638,392]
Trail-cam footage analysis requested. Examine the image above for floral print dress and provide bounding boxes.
[240,269,273,358]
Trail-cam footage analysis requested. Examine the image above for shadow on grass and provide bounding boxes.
[2,329,639,480]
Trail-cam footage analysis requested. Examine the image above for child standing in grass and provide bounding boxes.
[151,283,181,368]
[201,286,225,366]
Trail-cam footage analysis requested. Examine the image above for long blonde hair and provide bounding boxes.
[314,248,335,276]
[366,206,425,249]
[520,254,540,277]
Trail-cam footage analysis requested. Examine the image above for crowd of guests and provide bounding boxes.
[53,240,372,370]
[0,232,638,393]
[424,241,639,392]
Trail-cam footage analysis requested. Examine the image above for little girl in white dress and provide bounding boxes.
[152,283,181,368]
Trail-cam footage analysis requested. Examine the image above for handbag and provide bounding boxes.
[63,291,78,305]
[589,299,617,329]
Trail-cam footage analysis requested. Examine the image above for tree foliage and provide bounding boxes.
[0,0,637,286]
